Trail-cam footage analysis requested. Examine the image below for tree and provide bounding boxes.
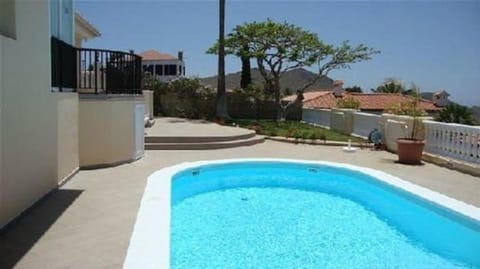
[240,44,252,89]
[208,19,379,119]
[215,0,229,119]
[344,86,363,93]
[373,78,412,95]
[435,104,475,125]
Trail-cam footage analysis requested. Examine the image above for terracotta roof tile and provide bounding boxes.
[140,49,177,61]
[282,90,330,102]
[299,91,441,112]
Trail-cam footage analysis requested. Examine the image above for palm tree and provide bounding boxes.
[435,104,475,125]
[373,78,407,94]
[216,0,229,119]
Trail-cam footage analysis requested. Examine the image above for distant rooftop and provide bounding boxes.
[283,90,442,112]
[140,49,177,61]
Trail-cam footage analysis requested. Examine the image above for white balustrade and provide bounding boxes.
[423,120,480,164]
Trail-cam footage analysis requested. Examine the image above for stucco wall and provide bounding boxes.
[142,90,154,120]
[302,108,331,128]
[353,112,381,138]
[0,0,59,227]
[330,108,357,135]
[379,114,431,152]
[57,93,79,182]
[79,95,144,168]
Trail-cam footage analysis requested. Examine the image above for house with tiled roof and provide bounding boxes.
[283,81,446,114]
[140,49,185,82]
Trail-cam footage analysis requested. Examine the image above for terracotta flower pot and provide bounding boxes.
[397,139,425,165]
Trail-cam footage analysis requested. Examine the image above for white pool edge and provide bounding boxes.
[123,158,480,269]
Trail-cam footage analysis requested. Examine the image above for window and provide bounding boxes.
[143,65,153,75]
[165,65,177,76]
[0,0,16,38]
[155,65,164,76]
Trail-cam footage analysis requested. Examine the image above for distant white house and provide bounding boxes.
[140,49,185,82]
[74,12,100,47]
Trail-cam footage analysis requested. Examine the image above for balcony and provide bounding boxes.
[51,37,142,94]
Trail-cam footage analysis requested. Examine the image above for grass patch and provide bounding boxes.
[230,119,365,142]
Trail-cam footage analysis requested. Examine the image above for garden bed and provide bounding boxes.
[228,119,366,143]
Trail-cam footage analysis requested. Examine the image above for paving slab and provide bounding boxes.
[1,140,479,269]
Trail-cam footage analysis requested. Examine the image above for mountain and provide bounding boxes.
[199,68,334,94]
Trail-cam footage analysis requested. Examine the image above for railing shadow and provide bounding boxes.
[0,189,83,268]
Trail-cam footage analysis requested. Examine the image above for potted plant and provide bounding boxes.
[387,89,426,164]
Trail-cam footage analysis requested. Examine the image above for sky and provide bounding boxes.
[76,0,480,106]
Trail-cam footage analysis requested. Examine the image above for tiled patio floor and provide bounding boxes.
[1,141,479,268]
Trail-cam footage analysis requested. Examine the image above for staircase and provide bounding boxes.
[145,131,264,150]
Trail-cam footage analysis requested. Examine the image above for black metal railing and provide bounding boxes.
[51,37,77,91]
[77,48,142,94]
[51,37,142,94]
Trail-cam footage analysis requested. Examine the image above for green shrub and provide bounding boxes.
[435,104,475,125]
[293,130,302,140]
[268,129,278,137]
[336,97,360,109]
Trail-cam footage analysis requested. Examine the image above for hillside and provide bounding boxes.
[199,68,334,94]
[471,106,480,124]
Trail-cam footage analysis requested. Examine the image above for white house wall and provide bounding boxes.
[0,0,64,228]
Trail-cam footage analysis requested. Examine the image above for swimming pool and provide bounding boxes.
[124,159,480,269]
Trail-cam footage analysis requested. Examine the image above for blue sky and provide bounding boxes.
[76,0,480,106]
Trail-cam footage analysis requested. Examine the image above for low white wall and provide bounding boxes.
[302,108,331,128]
[57,93,79,182]
[353,112,381,138]
[79,95,145,168]
[142,90,154,120]
[424,120,480,165]
[331,108,356,135]
[379,114,430,152]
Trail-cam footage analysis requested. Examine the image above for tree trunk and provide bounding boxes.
[273,77,283,121]
[240,44,251,89]
[216,0,229,119]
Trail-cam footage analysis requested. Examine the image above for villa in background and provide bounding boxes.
[140,49,185,82]
[74,12,100,47]
[283,80,448,115]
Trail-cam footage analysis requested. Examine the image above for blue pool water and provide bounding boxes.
[171,161,480,268]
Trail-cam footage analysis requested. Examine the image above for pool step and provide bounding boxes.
[145,135,264,150]
[145,131,256,144]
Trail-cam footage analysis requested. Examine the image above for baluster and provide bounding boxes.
[453,127,459,158]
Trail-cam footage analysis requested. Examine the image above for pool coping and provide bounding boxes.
[122,158,480,269]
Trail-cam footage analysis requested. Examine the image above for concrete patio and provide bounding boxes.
[1,140,479,268]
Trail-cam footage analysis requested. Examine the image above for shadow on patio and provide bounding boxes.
[0,189,83,268]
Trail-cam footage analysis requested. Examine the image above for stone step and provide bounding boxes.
[145,131,256,144]
[145,135,264,150]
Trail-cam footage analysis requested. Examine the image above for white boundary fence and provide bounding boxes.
[302,108,480,165]
[302,108,331,128]
[424,120,480,164]
[353,112,381,138]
